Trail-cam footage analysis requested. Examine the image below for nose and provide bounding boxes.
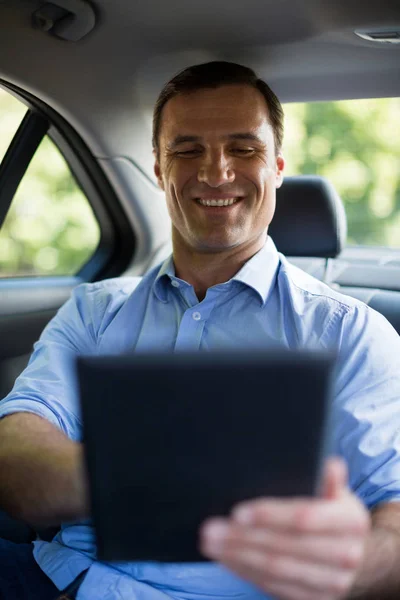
[197,150,235,187]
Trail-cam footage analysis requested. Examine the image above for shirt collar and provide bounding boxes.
[230,236,280,306]
[153,236,280,306]
[153,256,176,303]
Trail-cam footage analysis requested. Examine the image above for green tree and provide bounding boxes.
[0,89,100,277]
[283,99,400,247]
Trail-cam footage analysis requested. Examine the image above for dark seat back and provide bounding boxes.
[271,175,347,257]
[272,176,400,335]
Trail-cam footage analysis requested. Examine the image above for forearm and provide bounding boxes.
[349,511,400,599]
[0,412,89,527]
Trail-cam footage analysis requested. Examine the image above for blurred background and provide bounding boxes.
[0,87,399,277]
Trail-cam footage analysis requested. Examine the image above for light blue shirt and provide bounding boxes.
[1,237,400,600]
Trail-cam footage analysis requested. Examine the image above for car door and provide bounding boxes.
[0,82,136,401]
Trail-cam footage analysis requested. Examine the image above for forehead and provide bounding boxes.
[160,84,273,142]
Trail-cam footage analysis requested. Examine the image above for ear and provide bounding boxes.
[275,154,285,189]
[153,150,165,191]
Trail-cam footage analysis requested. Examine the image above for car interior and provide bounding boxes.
[0,0,399,546]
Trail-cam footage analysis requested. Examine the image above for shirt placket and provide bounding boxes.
[173,285,216,352]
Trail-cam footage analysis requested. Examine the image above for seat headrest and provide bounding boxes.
[269,176,347,258]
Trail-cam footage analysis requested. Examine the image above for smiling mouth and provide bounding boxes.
[195,197,242,207]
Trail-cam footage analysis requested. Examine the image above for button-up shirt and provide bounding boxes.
[1,237,400,600]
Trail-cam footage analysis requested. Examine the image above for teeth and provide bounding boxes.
[198,198,239,207]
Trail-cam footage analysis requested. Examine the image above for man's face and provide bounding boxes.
[154,84,284,253]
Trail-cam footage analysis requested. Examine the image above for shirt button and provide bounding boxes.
[192,311,201,321]
[171,280,180,288]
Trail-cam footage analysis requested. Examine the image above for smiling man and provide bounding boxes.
[154,79,284,301]
[1,62,400,600]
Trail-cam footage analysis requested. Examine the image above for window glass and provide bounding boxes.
[282,98,400,247]
[0,91,101,277]
[0,87,27,162]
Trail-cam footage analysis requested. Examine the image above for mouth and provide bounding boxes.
[195,197,242,207]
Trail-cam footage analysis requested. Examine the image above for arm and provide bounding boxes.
[0,284,103,526]
[0,412,89,527]
[349,502,400,599]
[200,306,400,598]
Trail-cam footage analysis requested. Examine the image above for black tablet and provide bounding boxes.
[77,350,335,562]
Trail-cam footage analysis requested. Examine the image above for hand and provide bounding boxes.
[200,458,370,600]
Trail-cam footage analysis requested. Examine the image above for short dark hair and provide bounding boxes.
[152,61,284,157]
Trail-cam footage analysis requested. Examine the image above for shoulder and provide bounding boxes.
[65,276,142,321]
[39,275,146,349]
[280,255,363,312]
[276,254,398,348]
[73,275,143,304]
[75,275,144,297]
[71,259,167,312]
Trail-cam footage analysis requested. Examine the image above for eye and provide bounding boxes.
[231,147,256,155]
[176,149,202,157]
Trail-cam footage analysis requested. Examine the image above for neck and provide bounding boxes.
[172,231,267,302]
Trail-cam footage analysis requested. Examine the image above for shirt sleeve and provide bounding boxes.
[0,282,106,441]
[330,303,400,509]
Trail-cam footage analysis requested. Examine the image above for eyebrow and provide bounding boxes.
[168,132,265,149]
[227,133,264,144]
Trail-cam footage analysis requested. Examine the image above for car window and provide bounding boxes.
[283,98,400,248]
[0,88,101,277]
[0,88,27,162]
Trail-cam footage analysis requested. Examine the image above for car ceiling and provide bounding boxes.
[0,0,399,271]
[1,0,399,163]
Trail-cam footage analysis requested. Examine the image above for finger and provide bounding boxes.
[215,547,356,596]
[231,497,369,535]
[321,457,348,500]
[210,525,365,569]
[263,580,336,600]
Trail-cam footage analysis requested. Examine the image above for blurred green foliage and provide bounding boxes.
[0,89,100,277]
[283,98,400,247]
[0,89,399,279]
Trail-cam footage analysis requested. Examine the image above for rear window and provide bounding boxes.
[0,87,101,277]
[283,98,400,248]
[0,89,26,162]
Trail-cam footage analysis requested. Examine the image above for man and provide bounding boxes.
[0,61,400,600]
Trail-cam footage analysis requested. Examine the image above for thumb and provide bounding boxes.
[320,457,348,500]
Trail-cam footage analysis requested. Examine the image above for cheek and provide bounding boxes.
[168,162,196,194]
[249,172,268,204]
[258,162,279,194]
[251,166,277,221]
[164,168,192,219]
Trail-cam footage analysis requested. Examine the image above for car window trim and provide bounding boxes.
[0,110,49,230]
[0,79,136,281]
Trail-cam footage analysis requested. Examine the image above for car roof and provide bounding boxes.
[1,0,399,177]
[0,0,399,275]
[2,0,399,97]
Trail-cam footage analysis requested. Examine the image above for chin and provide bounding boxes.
[194,237,245,252]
